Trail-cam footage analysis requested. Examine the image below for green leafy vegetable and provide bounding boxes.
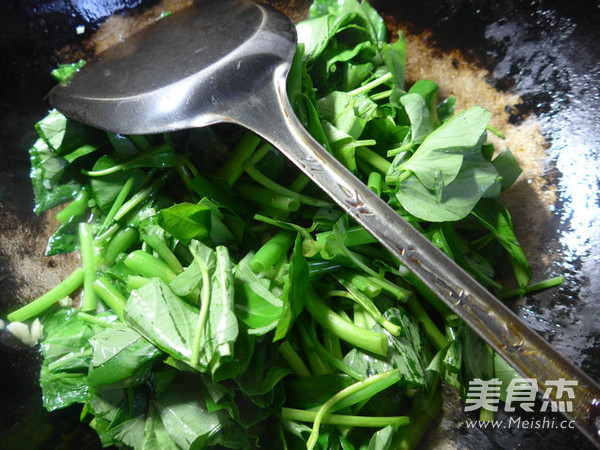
[6,1,561,448]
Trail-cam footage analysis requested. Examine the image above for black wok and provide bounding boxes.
[1,0,599,448]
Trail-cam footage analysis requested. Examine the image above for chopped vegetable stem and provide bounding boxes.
[278,341,311,377]
[347,71,393,96]
[236,181,301,212]
[250,231,296,273]
[306,370,400,449]
[281,407,409,428]
[141,233,184,274]
[102,227,139,265]
[191,255,211,367]
[500,275,564,298]
[56,187,89,224]
[79,223,97,312]
[304,290,388,356]
[218,132,261,186]
[244,165,331,208]
[93,275,126,320]
[355,146,392,174]
[6,268,84,322]
[124,250,176,284]
[101,176,135,229]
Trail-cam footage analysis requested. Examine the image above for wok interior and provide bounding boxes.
[1,0,598,448]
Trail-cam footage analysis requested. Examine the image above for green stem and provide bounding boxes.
[141,233,183,274]
[47,349,93,372]
[93,275,126,320]
[236,182,300,212]
[355,146,391,174]
[190,254,211,367]
[298,320,332,376]
[76,311,120,327]
[175,155,199,199]
[288,173,311,193]
[79,223,97,312]
[347,72,393,96]
[113,172,170,222]
[244,165,331,208]
[335,276,401,336]
[56,188,89,224]
[367,172,383,196]
[102,227,139,266]
[82,143,171,176]
[387,141,414,158]
[306,370,400,450]
[322,328,343,361]
[217,132,261,186]
[281,408,409,428]
[7,268,84,322]
[306,320,365,380]
[124,250,176,284]
[500,276,564,299]
[250,231,295,273]
[317,226,377,248]
[353,305,368,329]
[370,89,393,102]
[278,341,311,377]
[386,170,412,185]
[303,290,388,357]
[247,142,272,165]
[94,222,120,247]
[486,125,505,139]
[127,275,150,291]
[337,271,382,298]
[366,275,411,301]
[101,176,135,229]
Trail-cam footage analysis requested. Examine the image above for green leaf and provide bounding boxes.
[51,59,86,84]
[343,308,429,388]
[462,326,494,383]
[88,324,162,389]
[29,138,81,214]
[46,220,80,255]
[472,199,532,289]
[400,93,434,145]
[203,246,239,380]
[396,106,491,190]
[89,155,144,213]
[39,309,94,411]
[437,96,456,122]
[286,374,355,410]
[108,132,140,160]
[493,148,523,190]
[317,92,366,139]
[368,424,395,450]
[158,202,212,241]
[35,109,103,156]
[395,149,500,222]
[234,254,284,335]
[154,375,233,449]
[274,234,308,340]
[382,37,407,92]
[124,278,199,364]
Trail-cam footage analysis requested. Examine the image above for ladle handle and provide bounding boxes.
[238,69,600,446]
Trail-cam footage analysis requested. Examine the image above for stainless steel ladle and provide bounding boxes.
[49,0,600,444]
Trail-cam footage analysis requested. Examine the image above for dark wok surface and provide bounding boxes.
[1,0,599,448]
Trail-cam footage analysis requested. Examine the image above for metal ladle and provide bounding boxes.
[49,0,600,444]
